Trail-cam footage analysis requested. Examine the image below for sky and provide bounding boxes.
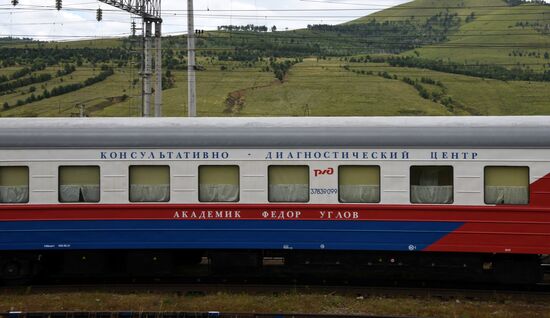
[0,0,411,41]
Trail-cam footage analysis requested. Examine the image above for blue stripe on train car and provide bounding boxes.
[0,220,463,251]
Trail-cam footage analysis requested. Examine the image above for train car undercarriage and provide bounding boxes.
[0,250,543,286]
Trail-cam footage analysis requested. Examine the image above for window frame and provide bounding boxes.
[338,165,381,204]
[198,165,240,203]
[484,166,530,205]
[0,166,30,204]
[58,165,101,203]
[268,165,310,203]
[409,165,454,205]
[128,165,171,203]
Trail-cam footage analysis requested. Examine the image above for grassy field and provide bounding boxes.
[2,57,550,117]
[1,0,550,117]
[409,4,550,69]
[1,66,129,117]
[345,62,550,115]
[354,0,550,69]
[352,0,506,23]
[239,59,449,117]
[1,289,550,318]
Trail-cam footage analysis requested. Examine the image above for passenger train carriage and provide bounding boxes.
[0,117,549,283]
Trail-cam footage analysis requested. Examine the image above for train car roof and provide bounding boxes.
[1,117,550,149]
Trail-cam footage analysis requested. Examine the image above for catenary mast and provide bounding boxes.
[187,0,197,117]
[98,0,163,117]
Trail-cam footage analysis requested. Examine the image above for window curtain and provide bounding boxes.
[269,166,309,202]
[199,166,239,202]
[411,185,453,204]
[59,166,100,203]
[339,166,380,203]
[130,166,170,202]
[130,184,170,202]
[339,185,380,203]
[485,186,529,205]
[59,185,100,203]
[0,167,29,203]
[269,184,309,202]
[411,167,453,204]
[199,184,239,202]
[485,167,529,205]
[0,186,29,203]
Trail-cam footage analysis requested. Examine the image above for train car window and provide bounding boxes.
[129,166,170,202]
[268,165,309,202]
[485,166,529,205]
[199,166,240,202]
[339,166,380,203]
[410,166,454,204]
[0,166,29,204]
[59,166,100,203]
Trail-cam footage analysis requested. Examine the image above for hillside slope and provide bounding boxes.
[1,0,550,117]
[353,0,506,23]
[352,0,550,69]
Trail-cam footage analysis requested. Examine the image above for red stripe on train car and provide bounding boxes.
[0,204,549,223]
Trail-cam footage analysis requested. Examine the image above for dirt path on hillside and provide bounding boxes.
[223,76,287,114]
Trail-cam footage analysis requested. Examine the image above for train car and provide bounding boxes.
[0,117,549,284]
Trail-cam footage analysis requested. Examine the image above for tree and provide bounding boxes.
[2,102,9,110]
[271,25,277,32]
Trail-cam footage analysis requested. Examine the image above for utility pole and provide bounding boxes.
[154,21,162,117]
[143,20,153,117]
[187,0,197,117]
[98,0,162,117]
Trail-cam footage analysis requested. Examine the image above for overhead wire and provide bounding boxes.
[1,1,550,111]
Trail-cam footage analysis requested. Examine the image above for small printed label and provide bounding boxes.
[311,188,338,195]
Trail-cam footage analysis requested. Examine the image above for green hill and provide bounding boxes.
[354,0,550,69]
[353,0,506,23]
[1,0,550,117]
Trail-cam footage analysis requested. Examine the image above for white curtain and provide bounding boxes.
[411,185,453,204]
[199,184,239,202]
[59,185,100,203]
[418,169,440,186]
[130,184,170,202]
[339,185,380,203]
[0,186,29,203]
[269,184,309,202]
[485,186,529,205]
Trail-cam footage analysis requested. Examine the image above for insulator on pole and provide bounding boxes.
[96,8,103,22]
[55,0,62,11]
[11,0,18,6]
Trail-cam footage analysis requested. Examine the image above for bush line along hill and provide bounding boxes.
[1,0,550,117]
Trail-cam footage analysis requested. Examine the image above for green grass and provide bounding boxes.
[1,67,126,117]
[408,3,550,68]
[9,38,125,49]
[92,60,277,117]
[2,0,550,117]
[345,62,550,115]
[350,0,550,71]
[240,59,449,116]
[353,0,505,23]
[3,58,550,117]
[1,289,550,318]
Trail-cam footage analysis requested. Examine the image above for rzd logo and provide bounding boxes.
[314,168,334,177]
